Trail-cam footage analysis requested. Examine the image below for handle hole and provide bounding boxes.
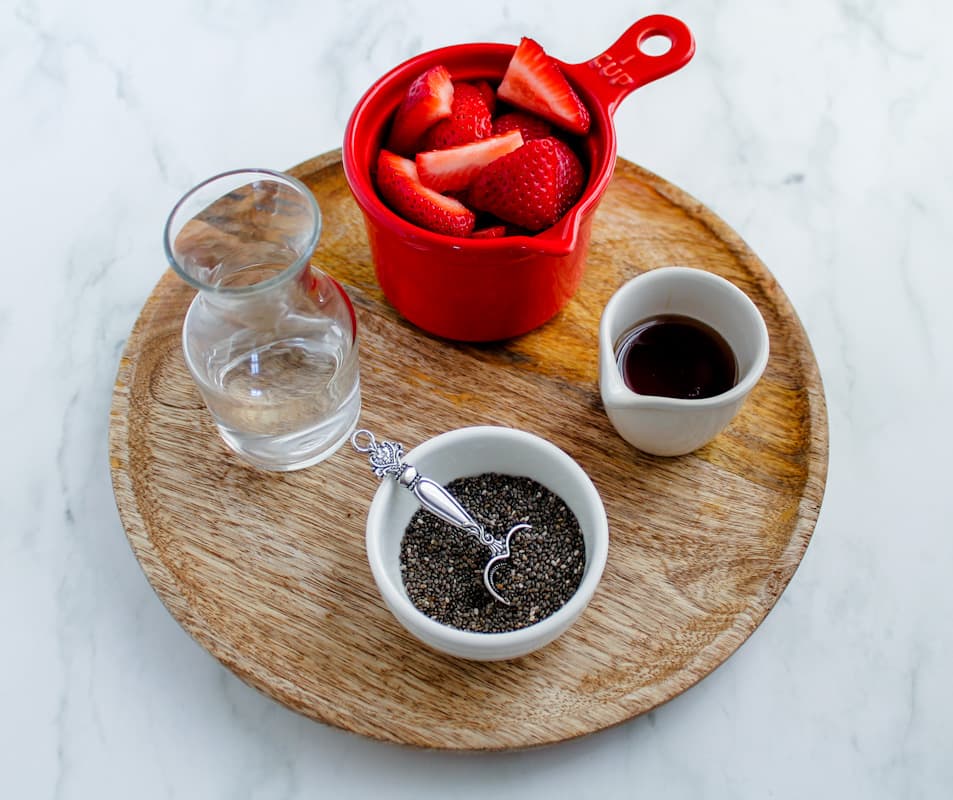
[351,429,376,452]
[639,34,672,56]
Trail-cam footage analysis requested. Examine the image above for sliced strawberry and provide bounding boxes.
[386,65,454,155]
[497,37,590,135]
[376,150,475,237]
[472,79,497,115]
[471,225,507,239]
[492,110,553,141]
[468,137,586,231]
[416,130,523,193]
[420,82,492,150]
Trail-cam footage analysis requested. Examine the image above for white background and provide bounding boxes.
[2,0,950,797]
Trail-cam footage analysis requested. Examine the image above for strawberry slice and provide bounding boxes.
[497,37,591,135]
[468,137,585,231]
[416,130,524,193]
[492,110,553,141]
[420,82,492,150]
[376,150,475,237]
[471,225,507,239]
[386,65,454,155]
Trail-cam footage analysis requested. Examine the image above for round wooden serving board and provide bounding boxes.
[110,150,828,750]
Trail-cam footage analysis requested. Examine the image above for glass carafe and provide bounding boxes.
[164,169,361,471]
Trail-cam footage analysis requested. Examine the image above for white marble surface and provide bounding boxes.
[2,0,951,796]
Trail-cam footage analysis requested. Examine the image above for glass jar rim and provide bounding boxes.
[163,168,322,296]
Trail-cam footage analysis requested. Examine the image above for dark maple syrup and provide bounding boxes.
[615,314,738,399]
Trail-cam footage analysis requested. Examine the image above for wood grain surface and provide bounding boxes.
[109,150,828,750]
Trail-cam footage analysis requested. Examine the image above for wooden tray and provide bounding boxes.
[109,150,828,750]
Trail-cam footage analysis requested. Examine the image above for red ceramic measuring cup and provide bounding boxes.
[343,15,695,341]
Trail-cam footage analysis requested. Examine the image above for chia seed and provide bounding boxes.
[399,472,587,633]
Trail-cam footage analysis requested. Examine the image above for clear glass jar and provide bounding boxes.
[164,169,361,471]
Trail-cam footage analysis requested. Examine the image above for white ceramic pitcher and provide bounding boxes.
[599,267,770,456]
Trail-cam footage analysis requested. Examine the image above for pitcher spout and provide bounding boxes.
[530,205,584,257]
[599,357,640,410]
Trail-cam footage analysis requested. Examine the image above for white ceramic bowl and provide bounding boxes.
[364,426,608,661]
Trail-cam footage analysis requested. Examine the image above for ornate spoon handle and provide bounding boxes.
[351,429,523,605]
[350,430,503,554]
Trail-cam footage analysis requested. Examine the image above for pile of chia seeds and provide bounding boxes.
[399,472,586,633]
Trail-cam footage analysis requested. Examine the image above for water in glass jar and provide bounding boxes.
[182,268,361,471]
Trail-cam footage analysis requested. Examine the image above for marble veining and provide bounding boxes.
[1,0,951,797]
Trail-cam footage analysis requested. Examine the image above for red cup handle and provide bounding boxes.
[564,15,695,115]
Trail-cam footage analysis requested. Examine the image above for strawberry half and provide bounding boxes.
[497,37,591,135]
[386,65,454,155]
[419,82,492,150]
[468,137,585,232]
[416,130,524,193]
[376,149,475,237]
[492,110,553,141]
[550,137,586,218]
[472,79,497,115]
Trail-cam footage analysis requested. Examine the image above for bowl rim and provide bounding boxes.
[364,425,609,652]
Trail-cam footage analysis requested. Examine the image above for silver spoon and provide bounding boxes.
[351,429,529,605]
